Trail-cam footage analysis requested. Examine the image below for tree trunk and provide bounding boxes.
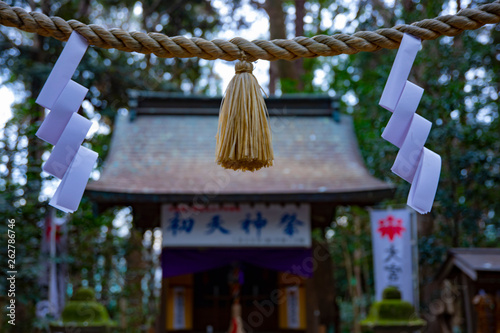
[353,215,364,327]
[26,23,46,209]
[265,0,298,94]
[125,229,147,329]
[101,226,114,306]
[294,0,306,91]
[341,239,360,333]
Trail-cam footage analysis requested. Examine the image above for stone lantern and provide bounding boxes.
[50,287,116,333]
[361,286,426,333]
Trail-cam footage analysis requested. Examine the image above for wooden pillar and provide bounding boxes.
[461,273,473,333]
[305,278,319,333]
[311,240,339,333]
[157,277,168,333]
[305,240,340,333]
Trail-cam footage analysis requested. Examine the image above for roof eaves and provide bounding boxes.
[85,187,395,206]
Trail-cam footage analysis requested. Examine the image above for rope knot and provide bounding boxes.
[235,60,253,74]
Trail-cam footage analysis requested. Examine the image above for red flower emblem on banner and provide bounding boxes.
[377,215,406,241]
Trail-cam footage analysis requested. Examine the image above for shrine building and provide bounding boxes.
[86,92,394,333]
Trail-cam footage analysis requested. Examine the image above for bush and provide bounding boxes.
[369,300,415,320]
[72,287,96,301]
[52,287,115,328]
[382,286,401,300]
[360,286,426,328]
[61,301,111,324]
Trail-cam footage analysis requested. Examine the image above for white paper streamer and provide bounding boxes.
[43,113,92,179]
[381,81,424,148]
[49,146,98,213]
[379,33,442,214]
[379,34,421,112]
[36,80,88,145]
[407,148,441,214]
[391,114,432,183]
[35,31,98,214]
[36,32,89,109]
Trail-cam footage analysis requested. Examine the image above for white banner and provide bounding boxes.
[286,286,300,329]
[162,204,311,247]
[370,208,414,303]
[173,287,186,329]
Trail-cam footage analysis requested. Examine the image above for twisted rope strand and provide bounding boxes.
[0,0,499,61]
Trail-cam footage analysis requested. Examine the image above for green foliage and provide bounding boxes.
[366,300,415,321]
[0,1,222,332]
[318,0,500,283]
[362,286,425,327]
[1,1,499,332]
[382,286,401,300]
[327,206,373,300]
[303,2,499,331]
[60,301,112,325]
[51,289,115,330]
[72,287,96,301]
[334,1,500,252]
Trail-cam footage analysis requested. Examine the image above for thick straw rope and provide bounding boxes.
[0,1,499,61]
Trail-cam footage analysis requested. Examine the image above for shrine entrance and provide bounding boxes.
[163,258,308,332]
[87,93,395,332]
[192,265,280,332]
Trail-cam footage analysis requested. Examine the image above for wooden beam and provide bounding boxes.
[461,273,473,333]
[86,188,395,207]
[157,278,168,333]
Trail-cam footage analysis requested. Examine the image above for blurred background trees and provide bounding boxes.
[0,0,498,332]
[0,0,222,331]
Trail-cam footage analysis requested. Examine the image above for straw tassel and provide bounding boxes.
[216,59,274,172]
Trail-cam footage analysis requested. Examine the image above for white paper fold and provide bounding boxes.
[381,81,424,148]
[43,113,92,179]
[36,31,89,109]
[49,146,98,213]
[36,80,88,145]
[379,33,441,214]
[379,34,421,112]
[407,148,441,214]
[391,114,431,183]
[35,30,97,214]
